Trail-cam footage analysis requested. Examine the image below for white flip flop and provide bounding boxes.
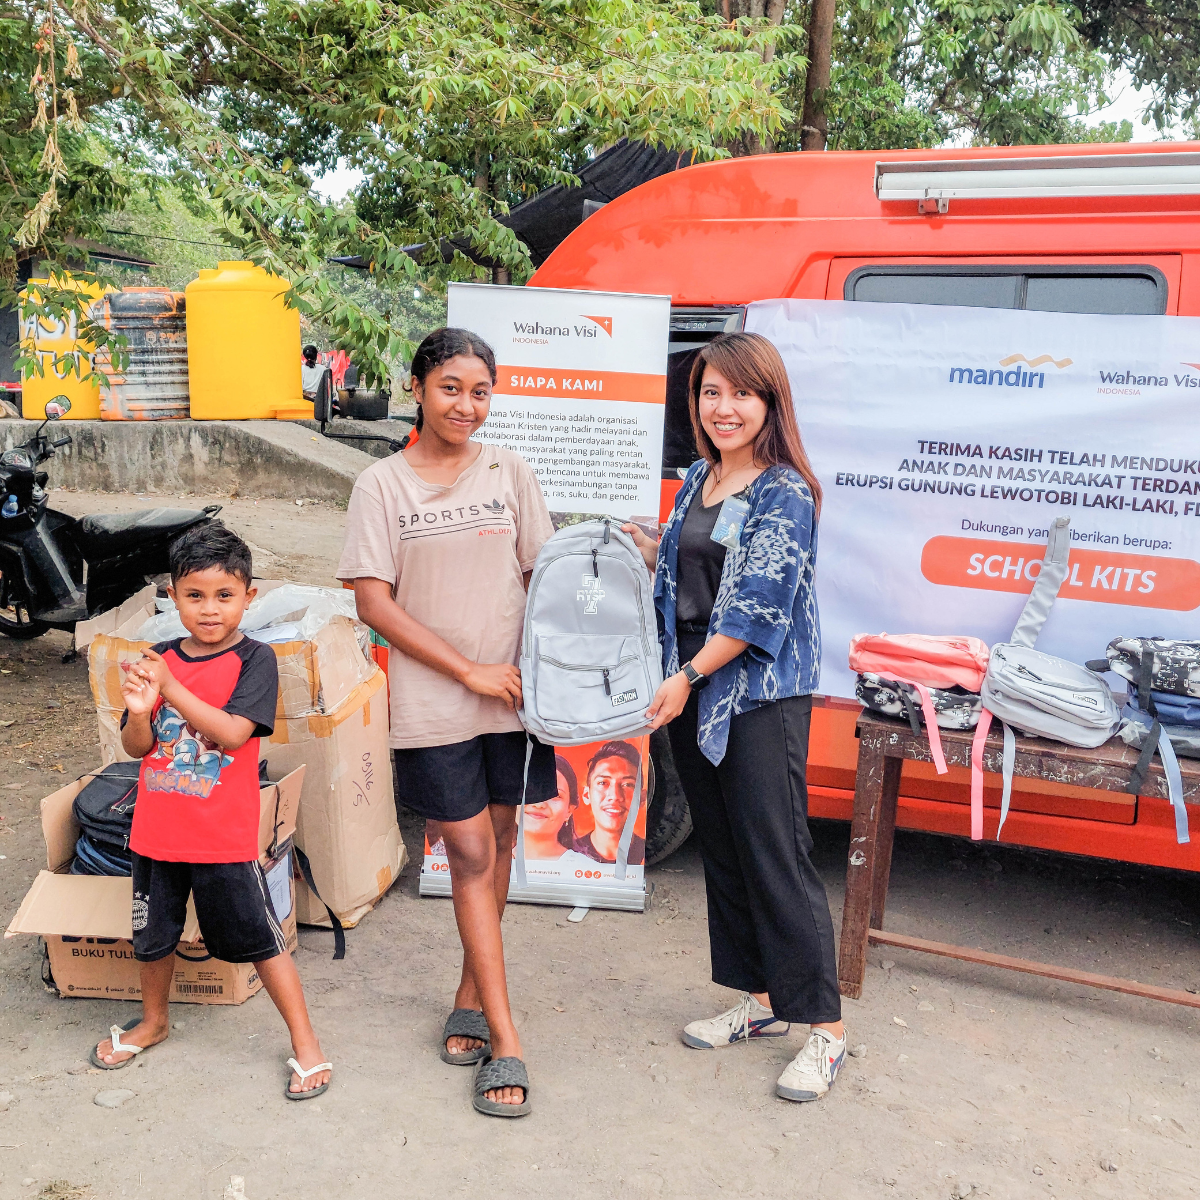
[284,1057,333,1101]
[89,1020,148,1071]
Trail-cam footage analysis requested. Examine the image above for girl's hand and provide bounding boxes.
[621,523,659,572]
[120,666,160,716]
[462,662,523,710]
[646,672,691,730]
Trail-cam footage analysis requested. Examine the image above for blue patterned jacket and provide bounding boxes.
[654,460,821,765]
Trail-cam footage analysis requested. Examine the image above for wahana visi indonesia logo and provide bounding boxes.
[511,314,612,338]
[948,352,1073,389]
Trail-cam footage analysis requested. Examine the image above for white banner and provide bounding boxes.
[746,299,1200,699]
[423,284,670,911]
[447,282,670,524]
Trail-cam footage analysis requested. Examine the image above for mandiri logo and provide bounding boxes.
[948,351,1072,389]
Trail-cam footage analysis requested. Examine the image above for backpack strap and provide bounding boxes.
[513,735,534,889]
[899,688,922,737]
[614,757,643,881]
[908,683,948,775]
[997,722,1017,840]
[292,845,346,961]
[1122,643,1189,843]
[1009,516,1071,649]
[969,710,993,841]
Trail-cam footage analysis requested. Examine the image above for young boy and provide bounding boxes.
[90,523,331,1100]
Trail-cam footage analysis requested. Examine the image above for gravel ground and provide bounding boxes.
[0,491,1197,1200]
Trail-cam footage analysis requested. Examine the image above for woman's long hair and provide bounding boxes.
[688,332,822,517]
[406,327,497,432]
[555,755,579,850]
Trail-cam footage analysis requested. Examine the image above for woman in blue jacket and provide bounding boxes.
[625,332,845,1104]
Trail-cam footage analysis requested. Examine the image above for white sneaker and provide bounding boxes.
[682,993,790,1049]
[775,1027,846,1102]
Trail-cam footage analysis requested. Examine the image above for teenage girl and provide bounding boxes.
[338,327,554,1118]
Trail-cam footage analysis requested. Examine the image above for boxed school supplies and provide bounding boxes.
[5,767,305,1005]
[264,667,407,928]
[79,581,375,764]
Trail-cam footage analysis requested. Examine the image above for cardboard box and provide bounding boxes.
[5,767,305,1005]
[265,668,407,928]
[80,582,375,765]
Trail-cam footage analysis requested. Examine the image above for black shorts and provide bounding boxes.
[393,731,556,823]
[131,853,287,965]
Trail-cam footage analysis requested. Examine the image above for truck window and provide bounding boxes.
[845,265,1167,315]
[1024,273,1163,315]
[664,308,745,476]
[851,273,1020,309]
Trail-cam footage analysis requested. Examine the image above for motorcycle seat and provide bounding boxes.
[77,508,212,557]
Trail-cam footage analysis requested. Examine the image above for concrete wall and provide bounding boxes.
[291,416,413,461]
[0,418,377,502]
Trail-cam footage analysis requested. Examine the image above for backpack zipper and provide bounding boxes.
[540,652,639,672]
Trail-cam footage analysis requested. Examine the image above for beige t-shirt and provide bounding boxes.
[337,443,553,748]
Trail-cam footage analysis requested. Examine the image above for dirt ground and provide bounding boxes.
[1,491,1198,1200]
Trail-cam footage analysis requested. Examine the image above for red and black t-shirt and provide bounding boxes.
[126,637,278,863]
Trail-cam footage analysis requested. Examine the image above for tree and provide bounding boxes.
[5,0,804,383]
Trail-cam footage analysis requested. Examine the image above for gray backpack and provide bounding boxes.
[514,518,662,886]
[519,517,662,746]
[980,517,1125,837]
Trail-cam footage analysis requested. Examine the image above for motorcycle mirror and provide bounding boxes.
[45,396,71,419]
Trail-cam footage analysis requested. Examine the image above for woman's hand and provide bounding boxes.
[462,662,523,710]
[646,672,691,730]
[621,523,659,572]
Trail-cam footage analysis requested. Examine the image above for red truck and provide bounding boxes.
[531,141,1200,872]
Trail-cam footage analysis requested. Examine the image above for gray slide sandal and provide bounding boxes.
[440,1008,492,1066]
[472,1056,531,1118]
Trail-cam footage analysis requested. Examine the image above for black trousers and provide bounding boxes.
[668,633,841,1024]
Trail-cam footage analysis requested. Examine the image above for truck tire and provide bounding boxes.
[645,728,693,865]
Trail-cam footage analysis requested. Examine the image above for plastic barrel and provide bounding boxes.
[185,261,310,420]
[19,275,108,420]
[94,289,190,421]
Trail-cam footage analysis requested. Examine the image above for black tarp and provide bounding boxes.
[332,139,690,272]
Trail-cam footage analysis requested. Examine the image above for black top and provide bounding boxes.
[676,488,746,626]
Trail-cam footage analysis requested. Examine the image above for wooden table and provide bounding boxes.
[837,711,1200,1009]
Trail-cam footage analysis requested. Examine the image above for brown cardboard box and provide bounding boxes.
[79,582,374,765]
[5,767,305,1004]
[265,668,407,928]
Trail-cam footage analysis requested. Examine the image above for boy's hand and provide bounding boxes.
[125,648,177,698]
[120,665,160,716]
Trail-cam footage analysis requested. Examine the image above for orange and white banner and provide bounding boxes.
[746,298,1200,698]
[448,283,670,523]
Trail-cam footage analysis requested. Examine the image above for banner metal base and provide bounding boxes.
[418,870,646,913]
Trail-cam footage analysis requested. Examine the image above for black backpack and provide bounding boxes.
[72,762,140,852]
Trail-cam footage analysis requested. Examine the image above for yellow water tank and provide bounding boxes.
[20,275,108,420]
[185,261,311,420]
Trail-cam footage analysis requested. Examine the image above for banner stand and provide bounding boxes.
[421,282,671,913]
[418,872,648,913]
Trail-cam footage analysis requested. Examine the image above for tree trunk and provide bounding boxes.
[801,0,836,151]
[474,147,509,284]
[724,0,787,156]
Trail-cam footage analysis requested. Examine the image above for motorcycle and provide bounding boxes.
[0,396,221,639]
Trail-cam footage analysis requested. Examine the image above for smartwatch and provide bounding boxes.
[681,660,709,691]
